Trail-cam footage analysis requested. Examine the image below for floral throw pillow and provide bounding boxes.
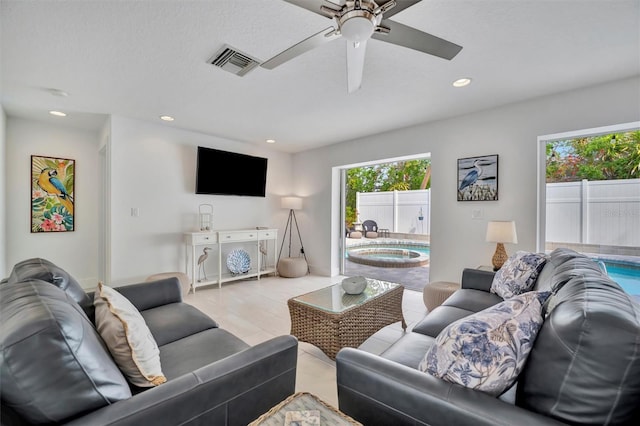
[490,251,548,299]
[418,291,550,396]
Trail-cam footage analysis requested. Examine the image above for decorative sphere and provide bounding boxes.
[341,276,368,295]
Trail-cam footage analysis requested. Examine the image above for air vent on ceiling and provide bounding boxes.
[209,45,260,77]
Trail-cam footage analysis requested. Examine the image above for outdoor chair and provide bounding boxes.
[362,220,379,239]
[346,226,362,239]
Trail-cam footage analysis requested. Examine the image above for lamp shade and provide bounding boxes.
[281,196,303,210]
[486,221,518,244]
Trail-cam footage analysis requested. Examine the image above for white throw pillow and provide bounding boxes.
[419,291,549,396]
[490,251,548,299]
[94,282,166,387]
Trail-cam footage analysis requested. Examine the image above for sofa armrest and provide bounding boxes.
[336,348,565,426]
[461,268,495,292]
[114,277,183,311]
[65,335,298,426]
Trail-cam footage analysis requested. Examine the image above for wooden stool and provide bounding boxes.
[423,281,459,311]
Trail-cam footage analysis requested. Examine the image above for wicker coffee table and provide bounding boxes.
[249,392,362,425]
[288,278,406,360]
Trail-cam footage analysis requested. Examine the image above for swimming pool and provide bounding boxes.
[603,262,640,296]
[346,243,430,268]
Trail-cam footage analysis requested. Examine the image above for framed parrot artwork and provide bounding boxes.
[31,155,75,232]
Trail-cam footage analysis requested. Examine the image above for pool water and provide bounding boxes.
[605,263,640,296]
[345,243,430,257]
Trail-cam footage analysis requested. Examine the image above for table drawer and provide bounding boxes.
[258,230,277,240]
[187,233,217,245]
[219,231,257,242]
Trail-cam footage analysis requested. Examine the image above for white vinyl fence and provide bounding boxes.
[356,189,430,235]
[357,178,640,247]
[546,178,640,247]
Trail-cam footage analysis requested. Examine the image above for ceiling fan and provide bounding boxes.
[261,0,463,93]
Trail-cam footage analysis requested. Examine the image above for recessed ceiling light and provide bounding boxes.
[159,115,175,121]
[266,139,276,144]
[49,110,67,117]
[453,78,472,88]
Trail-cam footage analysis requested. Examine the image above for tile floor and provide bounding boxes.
[183,274,428,408]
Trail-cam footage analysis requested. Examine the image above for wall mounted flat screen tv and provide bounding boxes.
[196,146,268,197]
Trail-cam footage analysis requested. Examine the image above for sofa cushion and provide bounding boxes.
[412,289,502,338]
[441,288,503,312]
[490,251,547,299]
[0,280,131,424]
[419,291,549,397]
[140,302,219,346]
[379,332,436,370]
[412,305,476,337]
[158,328,250,380]
[518,274,640,424]
[94,282,167,387]
[7,257,93,315]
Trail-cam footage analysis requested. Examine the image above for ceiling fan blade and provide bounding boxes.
[261,27,341,69]
[377,0,422,19]
[282,0,341,19]
[372,19,462,60]
[346,39,367,93]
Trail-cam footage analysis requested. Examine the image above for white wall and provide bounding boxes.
[107,116,293,284]
[4,77,638,285]
[294,76,640,282]
[0,106,6,276]
[5,117,101,287]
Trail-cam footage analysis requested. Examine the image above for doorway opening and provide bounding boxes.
[537,121,640,299]
[339,153,431,292]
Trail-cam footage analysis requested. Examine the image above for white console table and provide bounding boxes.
[184,229,278,292]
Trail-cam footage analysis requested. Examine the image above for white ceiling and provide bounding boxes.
[1,0,639,153]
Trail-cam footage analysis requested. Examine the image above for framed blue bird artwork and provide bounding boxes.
[31,155,75,232]
[457,154,498,201]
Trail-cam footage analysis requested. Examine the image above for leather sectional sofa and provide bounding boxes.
[336,248,640,425]
[1,258,298,425]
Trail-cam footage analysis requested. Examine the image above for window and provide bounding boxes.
[537,122,640,299]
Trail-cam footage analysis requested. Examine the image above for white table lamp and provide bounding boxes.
[486,221,518,271]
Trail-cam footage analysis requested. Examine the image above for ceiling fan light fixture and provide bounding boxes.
[453,78,472,87]
[340,11,376,42]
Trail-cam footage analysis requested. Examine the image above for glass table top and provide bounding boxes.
[291,278,401,313]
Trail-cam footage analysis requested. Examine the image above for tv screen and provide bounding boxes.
[195,146,268,197]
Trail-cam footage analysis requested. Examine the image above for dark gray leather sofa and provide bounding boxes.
[1,258,298,426]
[336,248,640,425]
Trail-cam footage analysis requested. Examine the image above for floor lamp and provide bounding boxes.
[277,196,309,274]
